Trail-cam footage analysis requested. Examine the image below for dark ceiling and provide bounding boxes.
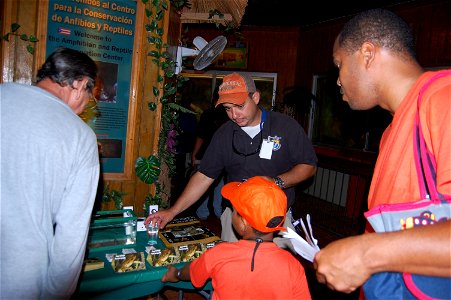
[240,0,420,27]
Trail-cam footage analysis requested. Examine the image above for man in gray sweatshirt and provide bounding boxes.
[1,47,100,299]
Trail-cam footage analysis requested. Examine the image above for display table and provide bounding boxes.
[74,230,213,299]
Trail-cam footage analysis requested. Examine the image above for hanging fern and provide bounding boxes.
[136,0,192,210]
[2,23,39,54]
[102,185,125,209]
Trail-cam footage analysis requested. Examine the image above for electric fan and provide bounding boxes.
[175,35,227,74]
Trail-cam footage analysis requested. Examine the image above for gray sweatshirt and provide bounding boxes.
[1,83,100,299]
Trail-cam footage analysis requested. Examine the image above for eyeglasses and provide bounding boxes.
[91,95,98,104]
[232,129,263,157]
[87,90,98,104]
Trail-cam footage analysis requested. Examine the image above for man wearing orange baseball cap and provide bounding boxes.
[162,176,312,299]
[215,72,257,107]
[147,72,317,251]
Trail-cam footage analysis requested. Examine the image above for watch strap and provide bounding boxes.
[273,176,285,189]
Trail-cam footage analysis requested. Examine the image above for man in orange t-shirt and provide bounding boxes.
[161,177,311,299]
[313,8,451,296]
[367,72,451,209]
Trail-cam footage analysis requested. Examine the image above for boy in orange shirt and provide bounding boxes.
[162,176,311,299]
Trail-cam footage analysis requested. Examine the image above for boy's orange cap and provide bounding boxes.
[221,176,286,233]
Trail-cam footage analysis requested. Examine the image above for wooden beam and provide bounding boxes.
[180,12,232,24]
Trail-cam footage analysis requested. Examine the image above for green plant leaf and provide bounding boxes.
[157,75,164,82]
[156,28,164,36]
[152,86,160,96]
[147,36,156,44]
[148,102,157,111]
[168,102,196,114]
[145,24,154,32]
[11,23,20,32]
[163,82,173,91]
[156,10,164,20]
[148,50,160,58]
[26,45,34,54]
[209,9,224,19]
[135,156,161,184]
[161,0,168,10]
[145,8,152,17]
[149,20,158,31]
[142,0,149,4]
[165,70,175,78]
[101,185,125,209]
[164,84,177,95]
[3,33,10,41]
[20,34,28,41]
[29,35,39,42]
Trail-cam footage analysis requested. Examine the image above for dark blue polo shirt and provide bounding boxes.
[199,109,317,207]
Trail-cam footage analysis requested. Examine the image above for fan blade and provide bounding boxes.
[193,36,227,71]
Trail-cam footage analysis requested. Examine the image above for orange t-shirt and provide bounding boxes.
[368,71,451,210]
[190,240,311,300]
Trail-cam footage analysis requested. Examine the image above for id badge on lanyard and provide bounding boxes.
[258,109,273,159]
[259,139,274,159]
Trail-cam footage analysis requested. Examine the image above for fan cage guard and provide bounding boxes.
[193,36,227,70]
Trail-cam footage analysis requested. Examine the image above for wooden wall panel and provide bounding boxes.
[243,26,300,101]
[406,1,451,67]
[182,24,300,102]
[295,22,342,91]
[1,0,39,84]
[295,0,451,89]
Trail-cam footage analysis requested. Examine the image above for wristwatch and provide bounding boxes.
[273,176,286,189]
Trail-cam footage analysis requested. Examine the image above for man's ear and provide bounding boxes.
[360,42,376,68]
[71,78,89,100]
[72,77,89,91]
[251,91,260,105]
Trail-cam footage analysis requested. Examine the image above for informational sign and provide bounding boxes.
[46,0,137,173]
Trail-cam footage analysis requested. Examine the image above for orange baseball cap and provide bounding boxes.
[216,73,256,107]
[221,176,287,233]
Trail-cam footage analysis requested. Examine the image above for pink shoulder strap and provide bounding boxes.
[413,71,451,201]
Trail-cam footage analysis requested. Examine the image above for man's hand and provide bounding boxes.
[313,235,371,293]
[145,208,176,229]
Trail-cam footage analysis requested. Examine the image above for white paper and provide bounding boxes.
[282,214,320,262]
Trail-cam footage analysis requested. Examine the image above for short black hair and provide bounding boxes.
[36,47,97,92]
[338,9,416,59]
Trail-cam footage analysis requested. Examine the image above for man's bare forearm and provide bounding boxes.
[368,220,451,276]
[169,171,214,215]
[278,164,316,189]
